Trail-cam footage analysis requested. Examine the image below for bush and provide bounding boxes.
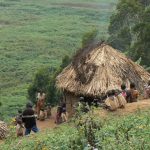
[1,109,150,150]
[28,55,71,106]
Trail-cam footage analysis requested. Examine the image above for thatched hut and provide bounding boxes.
[56,43,150,115]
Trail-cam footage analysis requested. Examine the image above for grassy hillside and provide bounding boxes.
[0,0,117,119]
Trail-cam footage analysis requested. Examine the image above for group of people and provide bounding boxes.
[77,81,150,112]
[104,81,150,111]
[14,90,49,137]
[36,91,68,123]
[102,82,142,111]
[14,81,150,137]
[14,91,68,137]
[36,91,51,121]
[15,102,39,137]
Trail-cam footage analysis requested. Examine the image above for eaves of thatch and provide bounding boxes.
[56,44,150,97]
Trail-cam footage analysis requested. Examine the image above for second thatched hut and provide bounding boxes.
[56,43,150,115]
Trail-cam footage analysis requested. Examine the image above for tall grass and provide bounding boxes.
[0,0,117,119]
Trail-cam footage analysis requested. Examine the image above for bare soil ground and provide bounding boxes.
[95,99,150,118]
[37,114,57,131]
[37,99,150,130]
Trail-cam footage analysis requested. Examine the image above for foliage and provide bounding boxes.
[28,66,56,104]
[0,0,117,118]
[131,7,150,66]
[82,29,98,48]
[1,109,150,150]
[28,55,71,105]
[108,0,150,67]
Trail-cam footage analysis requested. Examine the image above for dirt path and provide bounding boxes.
[96,99,150,117]
[37,115,57,131]
[37,99,150,130]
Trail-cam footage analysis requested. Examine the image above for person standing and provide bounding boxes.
[36,90,46,119]
[121,84,128,99]
[61,102,68,122]
[22,102,39,135]
[55,105,62,124]
[16,119,24,137]
[144,80,150,99]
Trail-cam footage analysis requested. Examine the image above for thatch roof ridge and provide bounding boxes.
[56,44,150,96]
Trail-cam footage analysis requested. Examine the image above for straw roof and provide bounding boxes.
[56,44,150,96]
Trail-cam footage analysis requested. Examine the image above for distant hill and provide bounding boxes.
[0,0,117,119]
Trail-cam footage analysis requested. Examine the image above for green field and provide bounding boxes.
[0,0,117,119]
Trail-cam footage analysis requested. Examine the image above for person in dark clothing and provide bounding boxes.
[22,102,39,135]
[55,106,62,124]
[93,99,99,107]
[16,119,24,137]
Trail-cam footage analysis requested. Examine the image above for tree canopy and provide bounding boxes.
[108,0,150,67]
[28,56,71,105]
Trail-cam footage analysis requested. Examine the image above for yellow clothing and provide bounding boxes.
[117,94,127,108]
[105,96,119,111]
[61,112,68,122]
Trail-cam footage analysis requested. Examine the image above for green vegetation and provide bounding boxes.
[28,29,98,106]
[0,0,117,119]
[108,0,150,67]
[28,55,71,105]
[1,109,150,149]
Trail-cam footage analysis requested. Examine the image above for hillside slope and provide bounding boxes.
[0,0,117,118]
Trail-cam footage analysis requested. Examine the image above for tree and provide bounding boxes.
[28,55,71,105]
[82,29,98,48]
[108,0,150,67]
[131,7,150,66]
[108,0,143,50]
[28,67,56,104]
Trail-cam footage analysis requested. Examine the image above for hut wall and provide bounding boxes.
[64,93,78,117]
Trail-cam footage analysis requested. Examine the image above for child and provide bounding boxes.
[39,109,46,121]
[121,84,127,99]
[46,105,51,119]
[144,80,150,99]
[16,119,24,137]
[127,83,139,103]
[61,102,68,122]
[15,109,23,125]
[55,106,62,124]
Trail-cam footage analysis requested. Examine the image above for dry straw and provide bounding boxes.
[56,44,150,97]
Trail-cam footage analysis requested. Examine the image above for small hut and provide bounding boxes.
[56,43,150,115]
